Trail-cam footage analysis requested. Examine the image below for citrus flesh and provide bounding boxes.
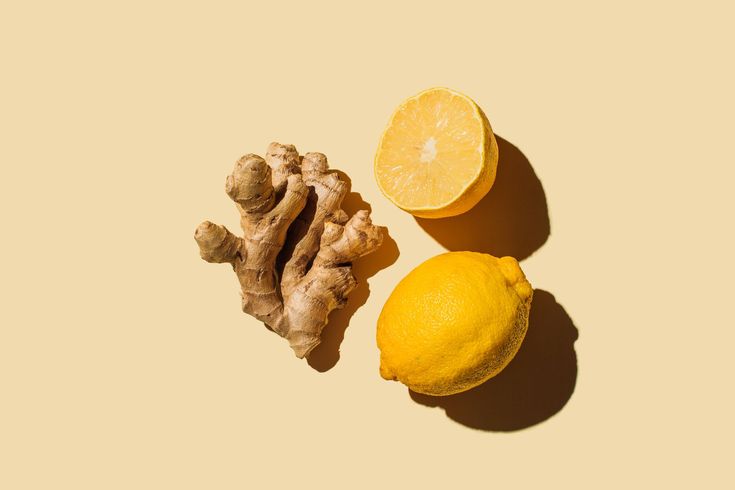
[377,252,533,396]
[374,87,498,218]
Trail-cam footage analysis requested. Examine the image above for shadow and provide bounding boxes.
[415,135,550,260]
[307,172,400,372]
[409,289,578,431]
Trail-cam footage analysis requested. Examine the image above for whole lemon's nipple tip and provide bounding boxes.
[498,256,533,300]
[515,282,533,302]
[379,362,397,381]
[498,256,523,283]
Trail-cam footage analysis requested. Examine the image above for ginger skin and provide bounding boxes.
[195,143,384,358]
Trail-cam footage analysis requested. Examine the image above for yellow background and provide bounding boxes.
[2,1,733,488]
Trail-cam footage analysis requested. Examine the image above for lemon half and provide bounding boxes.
[374,87,498,218]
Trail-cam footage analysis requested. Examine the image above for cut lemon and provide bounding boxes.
[374,87,498,218]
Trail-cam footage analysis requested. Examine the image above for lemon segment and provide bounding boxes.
[374,87,499,218]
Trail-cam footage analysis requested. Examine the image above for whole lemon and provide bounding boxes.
[377,252,533,396]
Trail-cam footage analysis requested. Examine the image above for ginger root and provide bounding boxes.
[195,142,385,358]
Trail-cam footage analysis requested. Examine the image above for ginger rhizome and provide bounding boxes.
[195,142,385,358]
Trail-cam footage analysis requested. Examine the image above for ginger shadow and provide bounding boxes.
[409,289,578,431]
[416,136,549,260]
[307,172,399,372]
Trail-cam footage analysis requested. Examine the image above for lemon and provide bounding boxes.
[374,87,499,218]
[377,252,533,396]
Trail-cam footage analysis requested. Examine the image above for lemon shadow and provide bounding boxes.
[415,135,549,260]
[307,172,399,372]
[409,289,577,431]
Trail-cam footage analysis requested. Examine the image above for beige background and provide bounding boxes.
[1,1,733,488]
